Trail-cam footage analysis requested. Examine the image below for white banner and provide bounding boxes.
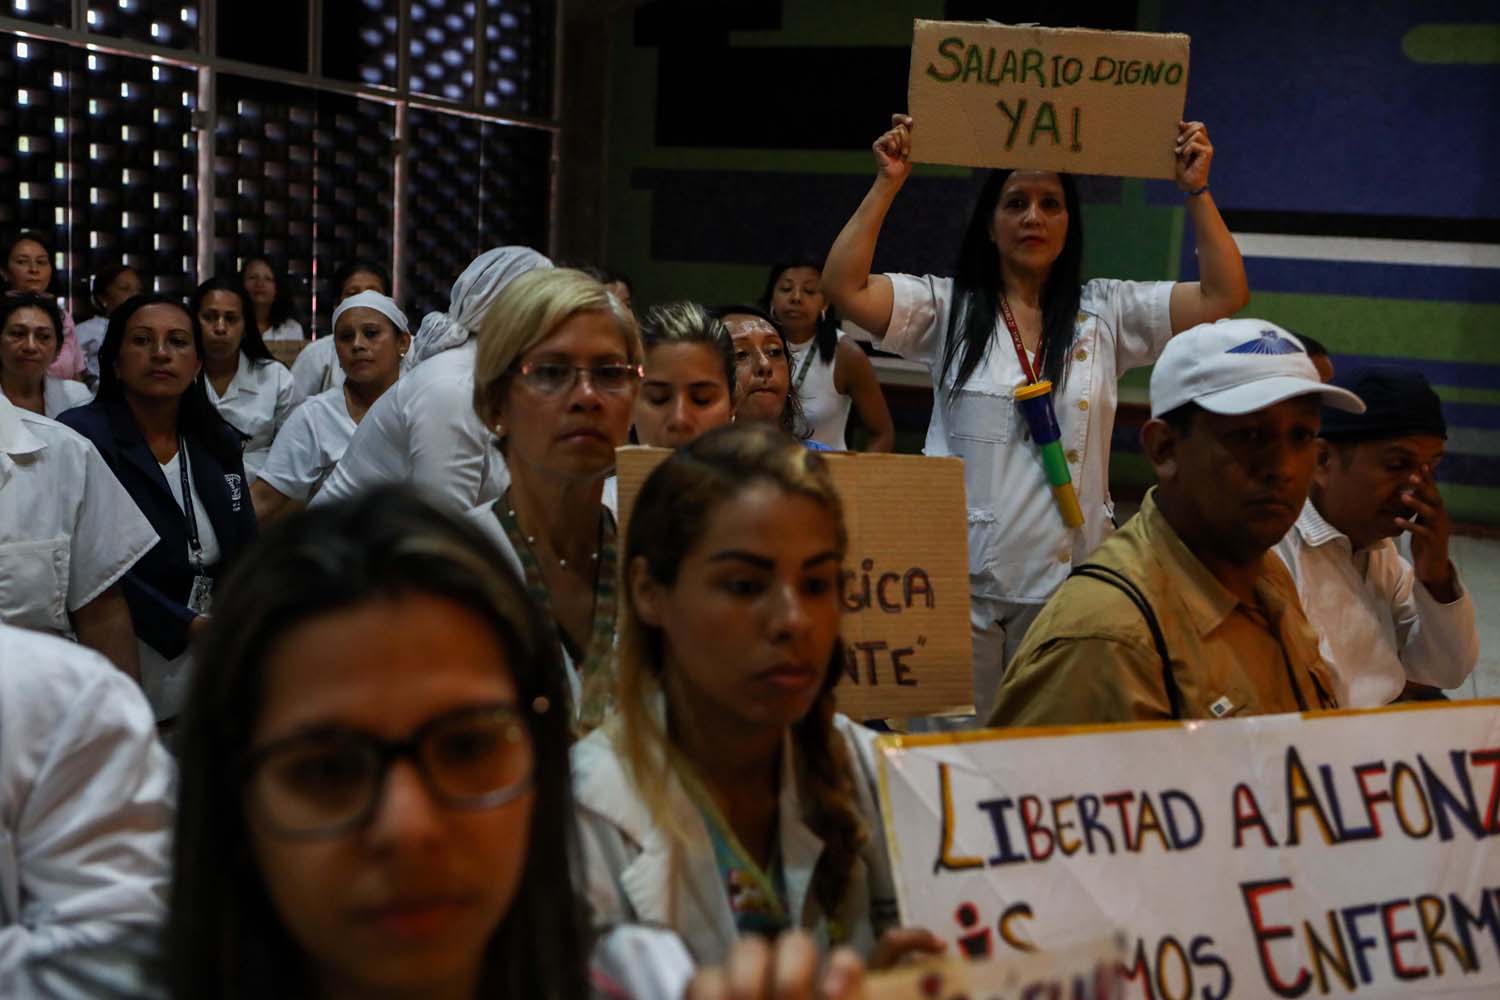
[877,702,1500,999]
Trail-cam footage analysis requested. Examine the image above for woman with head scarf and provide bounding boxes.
[312,246,551,513]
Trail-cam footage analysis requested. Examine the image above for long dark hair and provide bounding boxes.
[89,262,140,314]
[708,303,810,440]
[164,488,590,1000]
[614,423,866,931]
[239,254,297,330]
[941,169,1084,393]
[760,258,839,364]
[96,293,244,469]
[189,276,274,364]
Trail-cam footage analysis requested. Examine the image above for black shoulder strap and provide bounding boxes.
[1071,563,1184,721]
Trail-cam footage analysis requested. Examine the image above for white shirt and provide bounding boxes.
[881,274,1174,602]
[289,335,345,400]
[42,377,91,419]
[571,714,895,966]
[135,448,221,721]
[72,317,108,381]
[315,340,507,513]
[787,334,852,450]
[260,318,305,342]
[0,394,158,635]
[205,353,299,484]
[1275,500,1479,707]
[257,387,358,502]
[0,625,174,983]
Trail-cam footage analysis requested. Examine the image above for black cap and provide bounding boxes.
[1319,366,1446,442]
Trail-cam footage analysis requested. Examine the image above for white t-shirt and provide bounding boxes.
[289,335,345,399]
[881,274,1174,602]
[257,386,358,502]
[0,394,158,635]
[43,377,92,419]
[260,318,305,342]
[73,316,108,381]
[786,333,852,450]
[136,447,222,721]
[205,352,299,484]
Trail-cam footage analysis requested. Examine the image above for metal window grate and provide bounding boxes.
[483,0,552,117]
[85,1,200,50]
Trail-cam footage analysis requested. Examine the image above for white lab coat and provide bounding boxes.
[571,714,896,966]
[257,387,357,502]
[42,378,91,419]
[0,394,157,635]
[1275,500,1480,707]
[0,625,174,985]
[259,318,304,343]
[72,317,107,382]
[205,353,299,484]
[288,335,345,400]
[314,340,508,512]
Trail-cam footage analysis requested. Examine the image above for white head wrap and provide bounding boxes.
[404,246,553,368]
[330,290,409,334]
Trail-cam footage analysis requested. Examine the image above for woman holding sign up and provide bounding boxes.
[823,114,1247,721]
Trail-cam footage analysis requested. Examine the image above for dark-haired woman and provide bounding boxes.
[74,262,145,386]
[290,258,393,399]
[708,305,831,453]
[241,255,304,342]
[761,261,893,451]
[58,294,258,724]
[193,277,299,483]
[574,423,942,968]
[823,114,1248,718]
[0,293,90,417]
[4,230,84,381]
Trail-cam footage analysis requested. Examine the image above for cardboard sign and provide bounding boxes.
[877,702,1500,999]
[866,934,1125,1000]
[908,21,1190,179]
[615,446,973,718]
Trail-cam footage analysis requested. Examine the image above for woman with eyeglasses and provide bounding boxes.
[164,488,592,999]
[464,268,641,729]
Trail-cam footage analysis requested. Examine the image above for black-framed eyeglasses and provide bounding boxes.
[241,703,535,839]
[513,360,643,396]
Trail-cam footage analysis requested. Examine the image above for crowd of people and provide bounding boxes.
[0,114,1483,998]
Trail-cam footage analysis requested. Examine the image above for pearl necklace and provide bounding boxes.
[507,505,600,570]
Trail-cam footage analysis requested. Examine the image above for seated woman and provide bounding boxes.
[3,230,83,382]
[760,259,894,451]
[193,277,299,483]
[253,291,410,522]
[164,489,593,999]
[0,293,90,417]
[314,246,551,513]
[74,262,145,387]
[633,301,735,450]
[708,305,828,451]
[573,423,942,967]
[58,294,258,725]
[465,268,641,727]
[241,255,304,342]
[290,258,392,399]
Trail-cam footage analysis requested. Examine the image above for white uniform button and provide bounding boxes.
[1077,399,1089,411]
[1075,347,1088,362]
[1066,449,1080,463]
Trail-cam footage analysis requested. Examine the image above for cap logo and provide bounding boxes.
[1226,329,1304,356]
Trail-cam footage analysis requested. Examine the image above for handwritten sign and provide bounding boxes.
[615,446,973,718]
[908,21,1190,179]
[866,934,1125,1000]
[877,702,1500,999]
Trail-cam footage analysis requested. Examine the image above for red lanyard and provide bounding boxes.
[998,294,1042,385]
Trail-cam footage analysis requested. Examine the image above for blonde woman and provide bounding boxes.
[464,268,642,726]
[572,423,942,967]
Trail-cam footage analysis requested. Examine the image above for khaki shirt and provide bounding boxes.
[987,489,1337,726]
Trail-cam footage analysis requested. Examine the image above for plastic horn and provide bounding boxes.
[1014,380,1085,529]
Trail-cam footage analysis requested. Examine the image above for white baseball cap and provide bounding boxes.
[1149,318,1365,418]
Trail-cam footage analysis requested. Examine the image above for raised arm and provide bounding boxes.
[1167,121,1251,334]
[823,114,916,338]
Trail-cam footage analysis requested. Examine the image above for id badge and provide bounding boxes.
[187,575,214,615]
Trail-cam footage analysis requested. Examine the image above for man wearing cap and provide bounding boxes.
[987,320,1363,726]
[1274,368,1479,707]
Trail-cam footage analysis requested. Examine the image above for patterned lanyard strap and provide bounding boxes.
[998,293,1043,385]
[790,339,818,394]
[676,763,790,929]
[496,496,618,728]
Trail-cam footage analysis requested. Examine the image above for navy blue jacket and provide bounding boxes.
[58,396,257,659]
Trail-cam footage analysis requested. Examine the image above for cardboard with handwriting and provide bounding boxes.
[615,446,973,718]
[908,20,1190,179]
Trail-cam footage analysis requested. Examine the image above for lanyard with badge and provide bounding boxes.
[998,294,1084,529]
[178,439,214,615]
[790,340,817,395]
